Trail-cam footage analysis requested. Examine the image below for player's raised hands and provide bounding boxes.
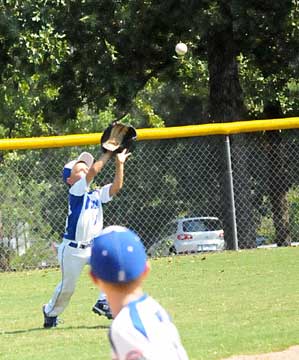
[115,149,131,164]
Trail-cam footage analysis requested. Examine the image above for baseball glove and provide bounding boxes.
[101,121,137,153]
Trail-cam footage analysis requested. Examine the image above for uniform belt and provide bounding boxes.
[68,241,90,249]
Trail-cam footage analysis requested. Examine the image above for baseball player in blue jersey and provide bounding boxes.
[43,149,131,328]
[90,225,189,360]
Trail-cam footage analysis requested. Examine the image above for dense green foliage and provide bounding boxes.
[0,1,298,135]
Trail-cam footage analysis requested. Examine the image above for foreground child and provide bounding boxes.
[90,225,189,360]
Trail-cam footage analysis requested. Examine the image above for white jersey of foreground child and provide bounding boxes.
[109,294,189,360]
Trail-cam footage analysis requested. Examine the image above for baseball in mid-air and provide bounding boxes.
[175,42,188,56]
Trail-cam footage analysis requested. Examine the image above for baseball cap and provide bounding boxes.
[62,152,94,184]
[90,226,147,283]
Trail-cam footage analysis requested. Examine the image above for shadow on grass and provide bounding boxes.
[1,324,109,335]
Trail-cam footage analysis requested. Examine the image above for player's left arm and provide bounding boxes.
[109,149,131,197]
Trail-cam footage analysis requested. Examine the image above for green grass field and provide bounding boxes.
[1,247,299,360]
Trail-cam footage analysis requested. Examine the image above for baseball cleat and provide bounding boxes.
[92,299,113,320]
[43,305,58,328]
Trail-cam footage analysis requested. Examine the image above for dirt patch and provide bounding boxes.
[221,345,299,360]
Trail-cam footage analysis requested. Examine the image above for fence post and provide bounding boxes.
[224,135,238,250]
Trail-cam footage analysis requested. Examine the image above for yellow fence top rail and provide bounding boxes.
[0,117,299,150]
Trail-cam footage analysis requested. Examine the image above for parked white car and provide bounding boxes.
[148,216,225,257]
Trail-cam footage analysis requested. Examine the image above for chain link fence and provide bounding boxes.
[1,129,299,271]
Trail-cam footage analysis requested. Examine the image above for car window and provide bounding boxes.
[182,219,222,232]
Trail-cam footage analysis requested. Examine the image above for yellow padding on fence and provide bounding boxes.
[0,117,299,150]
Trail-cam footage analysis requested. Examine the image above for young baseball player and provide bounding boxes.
[90,225,189,360]
[43,149,131,328]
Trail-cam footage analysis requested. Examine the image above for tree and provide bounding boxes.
[0,1,70,137]
[236,0,299,246]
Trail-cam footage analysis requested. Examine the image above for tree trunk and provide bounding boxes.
[264,101,291,246]
[207,2,256,249]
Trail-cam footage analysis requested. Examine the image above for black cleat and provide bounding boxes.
[43,305,58,328]
[92,299,113,320]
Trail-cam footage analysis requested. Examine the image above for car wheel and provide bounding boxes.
[169,246,177,255]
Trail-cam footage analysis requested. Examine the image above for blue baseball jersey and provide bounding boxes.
[109,294,189,360]
[63,176,112,243]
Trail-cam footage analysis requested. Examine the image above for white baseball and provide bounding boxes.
[175,42,188,56]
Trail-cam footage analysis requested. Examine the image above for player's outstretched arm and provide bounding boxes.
[109,149,131,197]
[86,151,113,185]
